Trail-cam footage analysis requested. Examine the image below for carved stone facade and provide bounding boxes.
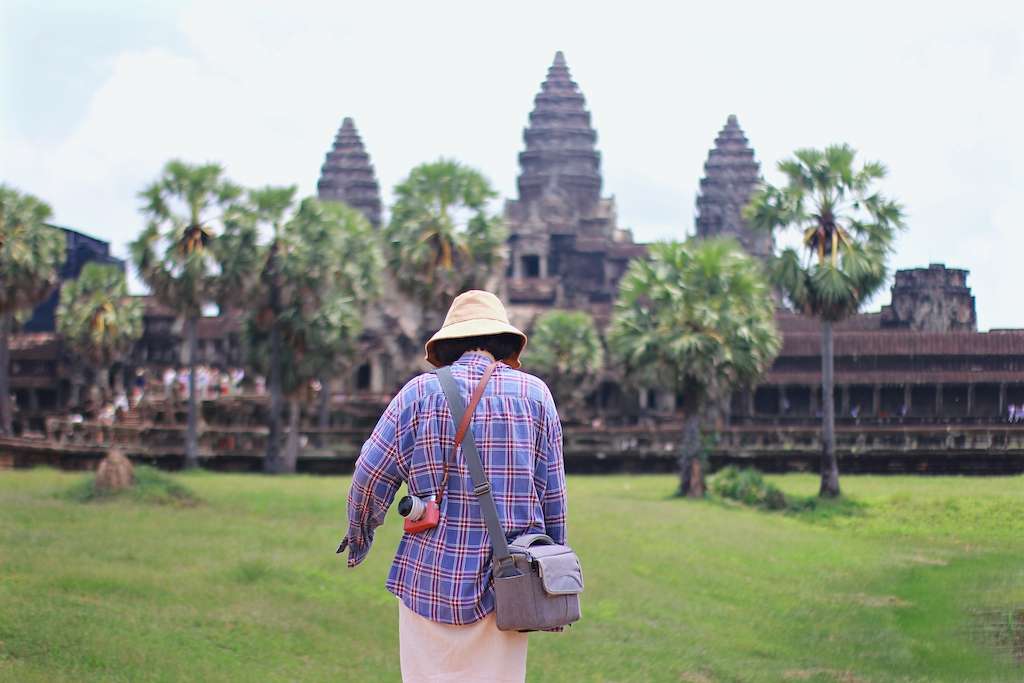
[695,115,772,260]
[880,263,977,332]
[503,52,645,326]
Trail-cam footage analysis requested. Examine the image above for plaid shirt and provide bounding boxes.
[338,351,567,625]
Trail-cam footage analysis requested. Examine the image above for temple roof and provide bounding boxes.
[316,117,382,228]
[695,115,771,259]
[516,51,602,204]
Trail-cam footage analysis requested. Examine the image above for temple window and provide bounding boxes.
[355,363,372,391]
[522,254,541,278]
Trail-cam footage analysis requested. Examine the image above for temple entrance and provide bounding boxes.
[754,386,780,415]
[972,384,1000,418]
[943,384,969,418]
[784,386,811,415]
[849,385,874,418]
[910,385,937,417]
[880,385,906,417]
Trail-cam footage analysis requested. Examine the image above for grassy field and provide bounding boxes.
[1,469,1023,682]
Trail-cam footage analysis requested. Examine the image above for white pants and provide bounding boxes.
[398,599,528,682]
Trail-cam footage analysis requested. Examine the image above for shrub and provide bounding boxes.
[708,466,787,510]
[63,465,200,506]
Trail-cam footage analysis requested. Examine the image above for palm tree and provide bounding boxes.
[56,263,143,404]
[383,159,505,320]
[609,239,780,497]
[745,144,905,497]
[217,186,296,470]
[244,197,380,473]
[527,310,604,422]
[0,186,66,435]
[130,160,242,468]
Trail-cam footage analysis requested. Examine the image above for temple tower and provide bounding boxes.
[880,264,978,332]
[695,115,772,259]
[316,117,382,228]
[505,52,643,316]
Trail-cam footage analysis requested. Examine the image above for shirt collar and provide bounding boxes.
[454,350,496,368]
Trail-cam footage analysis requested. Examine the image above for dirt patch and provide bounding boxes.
[849,593,912,608]
[783,670,868,682]
[679,672,715,683]
[970,606,1024,664]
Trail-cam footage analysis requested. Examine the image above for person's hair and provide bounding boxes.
[433,333,524,366]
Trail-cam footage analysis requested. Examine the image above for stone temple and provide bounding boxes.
[504,52,645,326]
[7,51,1024,473]
[695,115,773,260]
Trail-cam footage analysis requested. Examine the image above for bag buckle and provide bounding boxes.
[473,482,491,496]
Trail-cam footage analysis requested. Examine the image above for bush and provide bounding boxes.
[708,466,787,510]
[63,465,200,506]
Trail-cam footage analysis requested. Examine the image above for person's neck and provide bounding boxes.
[468,349,495,361]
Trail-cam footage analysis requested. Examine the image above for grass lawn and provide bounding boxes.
[1,469,1023,682]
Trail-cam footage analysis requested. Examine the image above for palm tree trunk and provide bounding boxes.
[97,365,111,403]
[264,321,283,473]
[316,374,329,448]
[283,396,300,473]
[184,315,200,469]
[678,411,704,497]
[819,320,840,497]
[0,312,11,435]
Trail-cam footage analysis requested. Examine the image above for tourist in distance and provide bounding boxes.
[338,290,568,683]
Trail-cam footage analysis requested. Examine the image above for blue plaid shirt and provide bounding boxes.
[338,351,567,625]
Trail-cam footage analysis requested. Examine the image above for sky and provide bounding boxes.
[3,0,1023,330]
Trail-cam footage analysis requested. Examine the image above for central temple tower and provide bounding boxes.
[504,52,644,319]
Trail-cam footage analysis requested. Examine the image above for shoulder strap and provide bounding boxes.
[436,363,516,575]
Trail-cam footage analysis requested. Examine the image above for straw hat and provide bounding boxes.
[424,290,527,368]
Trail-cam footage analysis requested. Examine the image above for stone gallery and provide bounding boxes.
[7,52,1024,472]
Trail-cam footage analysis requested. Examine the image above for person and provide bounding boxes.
[1010,404,1017,423]
[162,367,175,401]
[337,290,567,683]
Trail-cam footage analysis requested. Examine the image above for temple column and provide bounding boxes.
[809,384,819,416]
[840,385,850,417]
[967,384,976,416]
[746,390,755,416]
[779,384,789,415]
[872,384,881,416]
[539,253,548,278]
[999,383,1007,416]
[935,384,944,417]
[903,384,912,416]
[29,389,40,412]
[370,356,384,394]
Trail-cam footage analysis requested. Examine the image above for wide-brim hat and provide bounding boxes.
[424,290,527,369]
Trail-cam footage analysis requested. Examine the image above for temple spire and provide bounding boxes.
[516,51,602,206]
[694,114,772,259]
[317,117,382,228]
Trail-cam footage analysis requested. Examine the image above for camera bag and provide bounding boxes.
[436,363,583,632]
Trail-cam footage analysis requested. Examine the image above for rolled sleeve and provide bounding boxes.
[338,394,404,567]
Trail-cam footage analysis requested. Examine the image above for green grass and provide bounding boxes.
[1,469,1022,682]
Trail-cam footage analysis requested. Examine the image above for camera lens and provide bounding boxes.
[398,495,425,521]
[398,496,414,517]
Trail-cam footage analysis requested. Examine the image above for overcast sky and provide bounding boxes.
[3,1,1022,330]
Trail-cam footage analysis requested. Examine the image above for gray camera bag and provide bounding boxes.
[437,365,583,632]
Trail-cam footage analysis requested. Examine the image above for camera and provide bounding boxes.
[399,494,440,533]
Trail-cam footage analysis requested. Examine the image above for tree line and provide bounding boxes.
[0,143,903,497]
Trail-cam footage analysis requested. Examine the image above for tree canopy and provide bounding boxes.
[744,144,904,321]
[383,159,505,313]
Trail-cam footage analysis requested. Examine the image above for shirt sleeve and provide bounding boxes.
[539,389,567,545]
[337,392,405,568]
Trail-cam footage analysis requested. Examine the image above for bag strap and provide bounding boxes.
[436,362,517,576]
